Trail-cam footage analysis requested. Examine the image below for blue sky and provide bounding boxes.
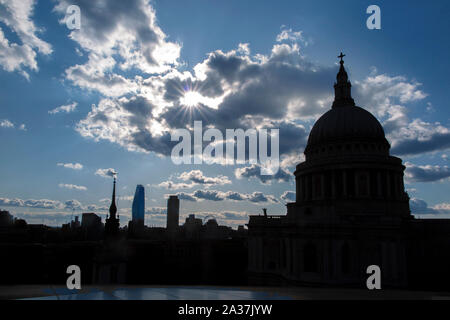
[0,0,449,227]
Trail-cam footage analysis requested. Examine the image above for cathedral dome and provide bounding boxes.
[307,106,387,147]
[304,53,390,156]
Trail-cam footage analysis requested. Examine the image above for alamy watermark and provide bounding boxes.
[366,265,381,290]
[366,5,381,30]
[170,121,280,176]
[65,5,81,30]
[66,265,81,290]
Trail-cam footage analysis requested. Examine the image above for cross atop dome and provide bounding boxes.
[332,52,355,108]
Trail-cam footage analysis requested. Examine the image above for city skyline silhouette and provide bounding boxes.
[1,0,450,301]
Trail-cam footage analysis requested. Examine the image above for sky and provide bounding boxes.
[0,0,449,228]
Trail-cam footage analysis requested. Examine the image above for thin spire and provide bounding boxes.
[332,52,355,108]
[109,176,117,219]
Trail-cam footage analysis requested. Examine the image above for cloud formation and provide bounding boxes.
[171,189,279,203]
[281,191,296,202]
[0,0,52,78]
[0,196,108,212]
[53,0,181,96]
[0,197,62,209]
[57,162,83,170]
[49,102,78,114]
[0,119,26,130]
[405,162,450,183]
[235,164,291,184]
[58,183,87,191]
[157,170,231,190]
[95,168,117,178]
[0,119,14,128]
[410,198,450,215]
[67,2,449,164]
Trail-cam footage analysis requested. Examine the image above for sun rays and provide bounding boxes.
[180,90,204,108]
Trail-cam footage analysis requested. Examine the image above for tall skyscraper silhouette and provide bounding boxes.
[166,195,180,236]
[132,184,145,224]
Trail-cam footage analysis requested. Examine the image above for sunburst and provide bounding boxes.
[180,90,203,108]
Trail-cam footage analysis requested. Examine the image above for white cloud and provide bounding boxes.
[389,119,450,156]
[58,183,87,191]
[118,195,134,201]
[353,73,450,156]
[171,189,279,204]
[157,181,197,190]
[95,168,117,178]
[0,197,109,219]
[57,162,83,170]
[179,170,231,185]
[49,102,78,114]
[157,170,231,190]
[0,119,14,128]
[64,199,83,210]
[50,1,448,168]
[53,0,181,96]
[281,191,296,203]
[276,27,308,46]
[0,119,27,130]
[0,0,52,77]
[0,197,62,209]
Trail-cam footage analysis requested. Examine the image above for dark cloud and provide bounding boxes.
[173,190,278,203]
[409,198,450,215]
[66,1,450,163]
[193,190,224,202]
[246,192,279,203]
[175,192,197,202]
[235,164,291,184]
[410,198,432,214]
[405,162,450,182]
[0,197,62,209]
[64,199,83,210]
[76,44,331,159]
[225,191,247,201]
[0,197,110,213]
[392,132,450,156]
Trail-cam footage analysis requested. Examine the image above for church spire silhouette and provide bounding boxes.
[105,175,120,238]
[109,176,117,219]
[332,52,355,108]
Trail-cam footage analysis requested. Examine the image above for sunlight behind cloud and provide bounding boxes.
[180,90,223,110]
[180,91,203,108]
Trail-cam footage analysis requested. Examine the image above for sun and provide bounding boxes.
[180,91,203,108]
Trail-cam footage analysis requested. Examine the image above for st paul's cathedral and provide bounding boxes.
[247,54,450,289]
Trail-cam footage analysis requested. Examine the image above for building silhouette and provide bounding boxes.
[247,53,450,289]
[129,184,146,237]
[166,195,180,236]
[81,213,103,240]
[2,54,450,291]
[104,177,120,238]
[132,184,145,224]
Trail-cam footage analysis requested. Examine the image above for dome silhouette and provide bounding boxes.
[307,105,387,147]
[304,53,390,157]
